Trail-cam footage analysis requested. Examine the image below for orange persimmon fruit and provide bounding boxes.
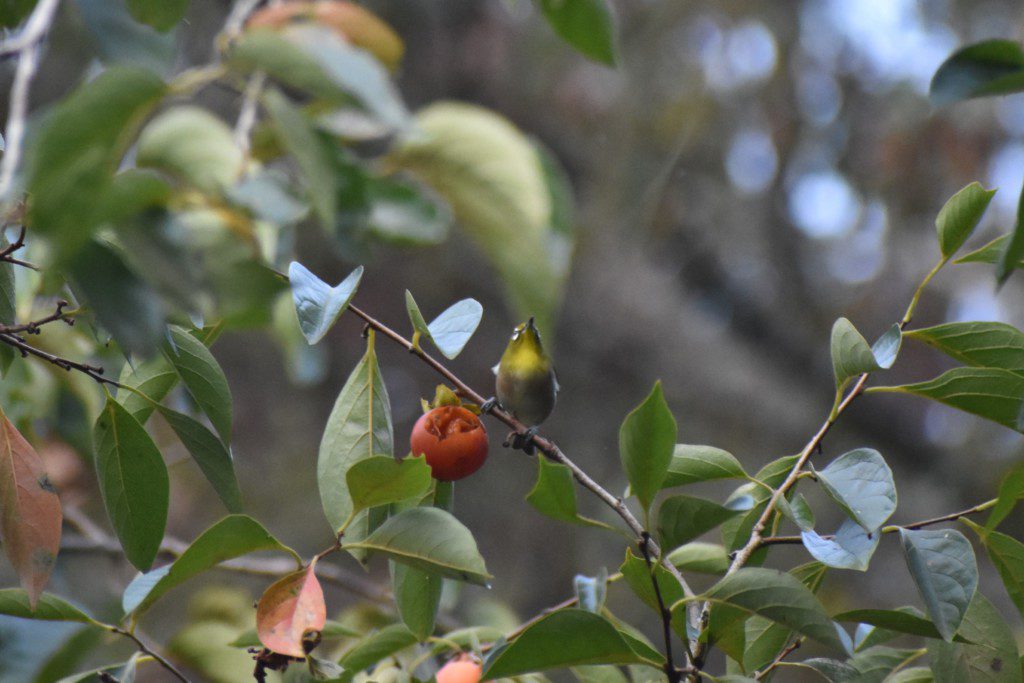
[436,656,483,683]
[410,406,488,481]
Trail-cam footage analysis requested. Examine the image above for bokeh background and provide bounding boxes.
[4,0,1024,679]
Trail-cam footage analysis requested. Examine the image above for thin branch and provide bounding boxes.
[234,71,266,157]
[108,626,190,683]
[759,497,997,546]
[0,0,61,201]
[754,638,802,680]
[639,532,682,683]
[0,224,37,269]
[0,331,122,387]
[0,299,76,334]
[345,303,702,655]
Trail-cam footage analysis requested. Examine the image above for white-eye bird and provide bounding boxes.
[489,317,558,451]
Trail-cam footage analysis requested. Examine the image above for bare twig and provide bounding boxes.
[0,331,121,387]
[759,497,997,546]
[0,0,61,201]
[234,71,266,157]
[344,303,701,659]
[0,299,76,334]
[108,626,190,683]
[639,532,682,683]
[754,638,802,680]
[0,224,37,269]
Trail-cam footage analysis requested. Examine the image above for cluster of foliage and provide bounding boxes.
[4,1,1024,682]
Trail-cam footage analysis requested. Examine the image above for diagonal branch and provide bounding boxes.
[344,302,701,660]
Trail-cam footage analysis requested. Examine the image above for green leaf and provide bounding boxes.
[318,332,393,541]
[155,405,242,513]
[899,528,978,641]
[927,593,1019,683]
[231,26,408,129]
[77,0,176,77]
[114,210,204,317]
[117,357,178,424]
[695,567,845,650]
[998,181,1024,286]
[404,290,432,344]
[163,325,233,444]
[346,456,433,513]
[25,67,166,255]
[872,324,903,370]
[483,610,651,678]
[955,235,1020,267]
[68,240,166,356]
[366,177,451,246]
[0,590,96,623]
[136,107,241,193]
[882,367,1024,432]
[93,396,169,571]
[122,514,298,616]
[535,0,617,66]
[888,667,935,683]
[126,0,188,31]
[666,542,729,575]
[263,88,337,229]
[619,382,676,511]
[987,462,1024,531]
[935,183,997,258]
[657,495,742,550]
[336,624,418,679]
[390,102,567,335]
[661,445,747,488]
[778,493,815,532]
[741,562,828,672]
[968,525,1024,622]
[817,448,897,532]
[907,321,1024,372]
[572,666,629,683]
[930,40,1024,106]
[526,456,606,528]
[343,507,490,585]
[391,560,441,641]
[618,550,687,641]
[428,299,484,359]
[801,518,880,571]
[834,608,961,641]
[832,318,880,390]
[289,262,364,346]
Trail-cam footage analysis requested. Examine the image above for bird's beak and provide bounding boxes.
[526,316,536,331]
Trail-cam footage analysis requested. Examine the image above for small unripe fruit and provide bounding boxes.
[410,406,488,481]
[436,658,483,683]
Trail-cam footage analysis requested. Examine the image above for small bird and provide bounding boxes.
[489,317,559,451]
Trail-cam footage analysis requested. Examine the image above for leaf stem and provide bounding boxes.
[902,258,947,326]
[105,624,190,682]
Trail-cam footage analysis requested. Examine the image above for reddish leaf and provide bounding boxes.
[0,410,62,609]
[256,560,326,657]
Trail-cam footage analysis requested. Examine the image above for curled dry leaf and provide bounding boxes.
[256,559,327,658]
[0,410,62,609]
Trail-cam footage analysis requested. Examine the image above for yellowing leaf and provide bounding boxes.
[391,102,568,334]
[256,562,327,658]
[0,410,62,609]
